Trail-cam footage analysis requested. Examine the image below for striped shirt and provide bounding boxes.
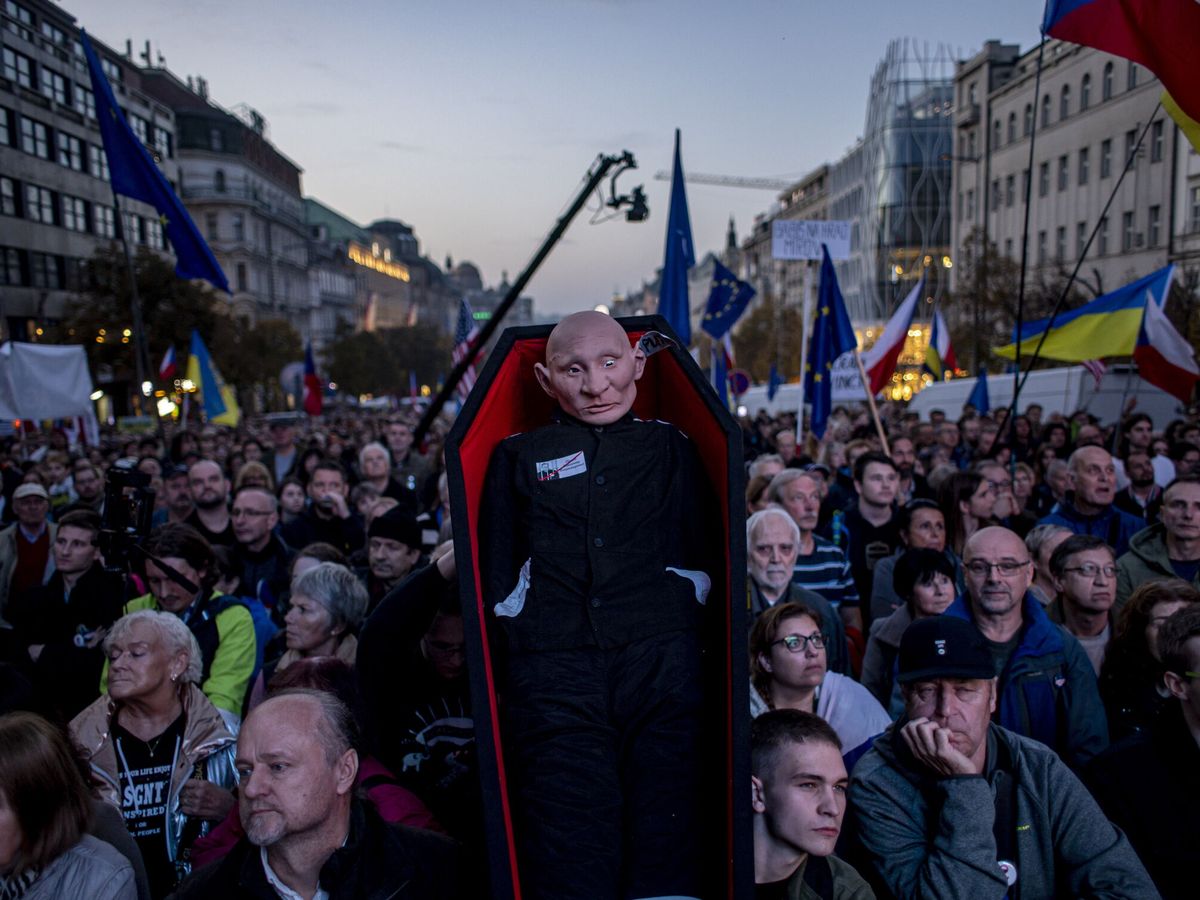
[793,534,859,609]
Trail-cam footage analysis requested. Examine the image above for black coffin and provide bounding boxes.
[445,315,751,899]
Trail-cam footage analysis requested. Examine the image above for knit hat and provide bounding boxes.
[897,616,996,684]
[367,507,421,549]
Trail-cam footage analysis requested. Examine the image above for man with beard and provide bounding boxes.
[174,690,461,899]
[747,507,850,675]
[152,464,196,528]
[943,526,1108,768]
[1117,477,1200,606]
[889,436,928,503]
[1115,413,1174,489]
[1038,446,1143,557]
[187,459,235,547]
[1047,535,1118,675]
[1114,449,1163,525]
[63,461,105,515]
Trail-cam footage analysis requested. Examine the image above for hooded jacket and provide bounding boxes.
[944,593,1108,768]
[71,682,238,885]
[847,722,1158,899]
[1115,523,1200,609]
[1037,492,1144,558]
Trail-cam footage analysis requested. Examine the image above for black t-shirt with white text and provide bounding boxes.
[113,711,185,898]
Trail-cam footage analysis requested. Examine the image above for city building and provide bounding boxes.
[1,0,178,340]
[951,41,1180,339]
[137,67,310,330]
[303,196,366,351]
[444,258,534,330]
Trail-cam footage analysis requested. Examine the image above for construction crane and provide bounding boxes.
[652,171,795,191]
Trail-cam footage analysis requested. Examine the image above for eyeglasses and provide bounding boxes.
[964,559,1030,577]
[987,479,1013,492]
[771,632,827,653]
[1063,564,1117,579]
[231,508,273,518]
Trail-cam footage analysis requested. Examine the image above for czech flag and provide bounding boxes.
[158,345,177,381]
[1134,291,1200,402]
[303,341,322,416]
[1043,0,1200,122]
[859,276,923,395]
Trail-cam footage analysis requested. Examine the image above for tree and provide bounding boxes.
[214,317,303,411]
[730,291,804,384]
[326,323,453,397]
[50,244,222,384]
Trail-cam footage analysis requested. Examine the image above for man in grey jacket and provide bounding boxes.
[846,615,1158,900]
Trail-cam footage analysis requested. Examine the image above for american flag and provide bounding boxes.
[452,298,481,399]
[1080,359,1107,389]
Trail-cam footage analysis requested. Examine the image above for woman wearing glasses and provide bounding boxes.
[749,602,890,754]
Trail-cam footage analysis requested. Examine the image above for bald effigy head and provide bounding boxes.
[533,311,646,426]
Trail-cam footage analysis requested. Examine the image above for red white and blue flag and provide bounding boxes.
[453,298,481,400]
[158,345,177,381]
[303,341,323,416]
[1133,290,1200,402]
[1043,0,1200,120]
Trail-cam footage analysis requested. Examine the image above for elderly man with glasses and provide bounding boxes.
[942,526,1109,768]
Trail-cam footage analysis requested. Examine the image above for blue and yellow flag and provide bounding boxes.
[187,330,239,425]
[81,31,229,294]
[993,265,1174,361]
[806,246,858,439]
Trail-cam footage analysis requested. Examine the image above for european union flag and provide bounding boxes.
[658,128,694,344]
[701,261,755,340]
[81,30,229,294]
[967,368,990,414]
[767,363,784,402]
[805,245,857,439]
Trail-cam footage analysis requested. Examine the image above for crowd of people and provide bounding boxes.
[0,380,1196,898]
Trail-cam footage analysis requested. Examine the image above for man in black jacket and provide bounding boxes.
[172,690,461,899]
[230,487,293,611]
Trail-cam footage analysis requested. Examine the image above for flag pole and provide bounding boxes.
[853,349,890,455]
[795,289,812,448]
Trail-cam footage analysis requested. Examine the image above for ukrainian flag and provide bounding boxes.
[186,330,240,426]
[994,265,1174,362]
[1164,91,1200,155]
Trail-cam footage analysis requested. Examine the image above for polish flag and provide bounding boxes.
[1133,290,1200,402]
[859,277,923,395]
[158,345,177,381]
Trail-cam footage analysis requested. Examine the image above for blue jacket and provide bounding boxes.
[1037,493,1144,557]
[945,592,1109,769]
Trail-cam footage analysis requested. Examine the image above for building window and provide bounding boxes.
[967,130,977,158]
[1122,211,1136,251]
[1148,205,1161,246]
[1098,216,1109,255]
[0,247,22,286]
[1005,174,1015,207]
[0,176,15,216]
[146,216,163,249]
[1037,230,1047,264]
[1022,168,1030,199]
[1038,162,1049,197]
[129,115,148,145]
[153,127,171,160]
[1060,85,1070,119]
[40,68,68,106]
[1058,155,1069,191]
[1041,94,1051,128]
[206,213,218,241]
[1024,104,1033,136]
[992,119,1001,148]
[29,253,62,290]
[966,189,975,219]
[19,117,48,159]
[1102,62,1114,100]
[74,85,95,120]
[39,20,66,45]
[0,106,8,146]
[57,132,83,171]
[1080,73,1091,110]
[236,263,247,292]
[4,1,34,40]
[93,204,115,238]
[1078,147,1090,185]
[23,184,54,224]
[1125,129,1139,169]
[1150,120,1164,163]
[61,195,88,232]
[1077,221,1088,257]
[232,213,244,241]
[1100,139,1112,178]
[1007,112,1016,143]
[1004,238,1014,258]
[214,169,226,193]
[990,179,1000,210]
[1055,226,1066,262]
[1127,61,1138,91]
[101,58,121,85]
[89,143,109,182]
[209,127,223,152]
[1192,187,1200,232]
[2,47,33,89]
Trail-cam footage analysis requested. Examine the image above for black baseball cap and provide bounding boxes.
[897,616,996,684]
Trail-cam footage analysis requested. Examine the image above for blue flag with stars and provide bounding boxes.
[701,260,755,340]
[658,128,695,344]
[81,30,229,293]
[805,245,858,439]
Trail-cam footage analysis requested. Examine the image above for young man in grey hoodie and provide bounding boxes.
[846,615,1158,899]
